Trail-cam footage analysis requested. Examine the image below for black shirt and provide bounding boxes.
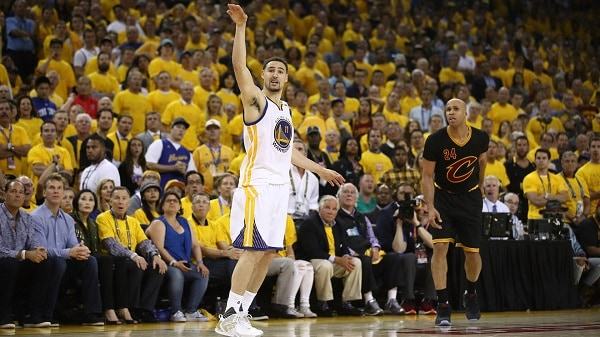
[422,126,489,193]
[575,216,600,257]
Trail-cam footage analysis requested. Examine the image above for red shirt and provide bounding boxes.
[73,95,98,118]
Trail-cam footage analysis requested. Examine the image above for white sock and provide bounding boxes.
[241,291,257,313]
[364,291,374,304]
[226,291,244,314]
[387,287,398,301]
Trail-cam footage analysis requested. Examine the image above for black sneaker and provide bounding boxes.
[364,299,384,316]
[339,301,364,316]
[463,291,481,321]
[435,302,451,326]
[134,310,157,323]
[315,301,335,317]
[248,306,269,321]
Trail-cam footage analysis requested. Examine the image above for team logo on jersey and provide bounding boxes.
[446,156,478,183]
[273,118,292,152]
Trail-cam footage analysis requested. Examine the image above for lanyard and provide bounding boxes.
[560,173,584,199]
[111,211,132,250]
[115,133,127,162]
[537,172,551,194]
[209,144,222,166]
[0,124,13,143]
[289,170,309,198]
[81,163,100,190]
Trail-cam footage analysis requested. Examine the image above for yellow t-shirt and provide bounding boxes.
[526,147,560,163]
[438,67,466,85]
[560,174,590,219]
[576,162,600,214]
[112,90,152,136]
[294,66,324,96]
[359,150,393,183]
[227,114,244,154]
[526,117,565,145]
[484,160,511,187]
[133,208,159,228]
[27,144,73,184]
[206,198,231,222]
[488,103,519,134]
[216,89,241,113]
[88,72,120,97]
[84,57,118,78]
[291,108,307,129]
[192,85,214,113]
[215,214,232,246]
[148,57,180,79]
[297,115,327,140]
[147,89,181,114]
[230,153,245,177]
[107,133,131,163]
[0,125,31,176]
[522,171,567,220]
[177,67,200,87]
[36,59,76,101]
[400,96,423,117]
[181,196,193,219]
[162,100,205,151]
[189,216,218,249]
[15,118,43,140]
[97,210,148,252]
[192,144,235,193]
[278,215,297,257]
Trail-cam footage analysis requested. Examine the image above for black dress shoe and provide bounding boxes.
[315,301,335,317]
[134,310,157,323]
[339,301,364,316]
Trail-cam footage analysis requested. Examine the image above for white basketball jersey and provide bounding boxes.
[239,97,294,186]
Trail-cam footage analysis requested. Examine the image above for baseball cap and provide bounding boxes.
[165,179,185,192]
[160,38,174,48]
[205,119,221,129]
[171,117,190,129]
[142,170,161,181]
[306,126,321,136]
[140,181,161,194]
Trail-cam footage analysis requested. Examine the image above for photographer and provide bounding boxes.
[374,183,437,315]
[287,139,320,224]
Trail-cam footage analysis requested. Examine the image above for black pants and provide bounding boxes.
[373,252,417,299]
[6,49,36,82]
[357,255,376,294]
[113,257,164,311]
[59,257,103,315]
[415,261,436,300]
[0,257,56,324]
[96,255,115,310]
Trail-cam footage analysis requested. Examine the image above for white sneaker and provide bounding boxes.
[185,311,209,322]
[298,306,317,318]
[285,307,304,318]
[170,311,187,323]
[215,313,238,337]
[235,313,263,336]
[0,323,15,329]
[23,321,51,328]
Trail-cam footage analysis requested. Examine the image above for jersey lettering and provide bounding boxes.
[443,148,457,161]
[446,156,478,183]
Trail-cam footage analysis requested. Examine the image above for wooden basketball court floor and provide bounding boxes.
[3,309,599,337]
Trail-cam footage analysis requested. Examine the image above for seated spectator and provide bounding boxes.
[360,129,393,184]
[146,191,209,323]
[271,215,317,318]
[502,192,526,240]
[133,181,161,230]
[332,137,364,188]
[97,186,167,323]
[482,176,510,213]
[0,180,55,328]
[190,193,239,308]
[335,183,384,316]
[374,183,437,315]
[95,179,115,215]
[295,196,363,317]
[61,186,75,213]
[127,170,161,215]
[136,111,166,152]
[484,140,510,187]
[523,149,568,222]
[27,121,74,186]
[118,138,147,196]
[560,151,591,225]
[206,173,236,221]
[107,115,134,166]
[32,174,103,326]
[180,171,205,218]
[366,183,394,224]
[15,175,36,213]
[575,207,600,304]
[71,189,122,324]
[381,145,421,194]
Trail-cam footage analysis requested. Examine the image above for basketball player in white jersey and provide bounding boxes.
[216,4,345,337]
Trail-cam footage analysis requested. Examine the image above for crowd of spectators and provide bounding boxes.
[1,0,600,329]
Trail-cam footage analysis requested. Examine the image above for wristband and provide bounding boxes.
[169,260,176,266]
[21,250,26,260]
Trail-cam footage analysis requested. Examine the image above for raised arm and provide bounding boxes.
[227,4,263,123]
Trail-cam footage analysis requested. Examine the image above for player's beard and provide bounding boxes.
[265,81,281,94]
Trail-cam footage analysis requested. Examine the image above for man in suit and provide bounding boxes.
[470,60,502,102]
[136,111,166,152]
[295,195,363,316]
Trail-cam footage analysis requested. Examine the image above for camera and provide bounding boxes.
[394,193,419,221]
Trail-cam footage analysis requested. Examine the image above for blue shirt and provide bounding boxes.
[6,16,35,52]
[0,204,43,258]
[161,215,193,262]
[32,97,58,122]
[32,203,78,259]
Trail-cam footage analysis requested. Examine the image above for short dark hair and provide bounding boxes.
[158,191,182,215]
[590,136,600,147]
[35,76,51,88]
[117,114,133,122]
[262,57,288,72]
[185,171,204,185]
[86,133,106,146]
[110,186,130,197]
[40,120,57,133]
[535,148,551,159]
[515,135,529,143]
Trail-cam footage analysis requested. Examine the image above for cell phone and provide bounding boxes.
[183,262,191,268]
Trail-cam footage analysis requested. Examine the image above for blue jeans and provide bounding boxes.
[166,266,208,313]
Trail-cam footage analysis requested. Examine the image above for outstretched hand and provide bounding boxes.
[227,4,248,25]
[319,168,345,187]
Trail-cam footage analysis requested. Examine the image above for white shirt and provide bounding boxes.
[79,158,121,192]
[482,198,510,213]
[145,138,197,172]
[409,105,445,130]
[458,55,476,71]
[73,46,99,67]
[287,166,319,217]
